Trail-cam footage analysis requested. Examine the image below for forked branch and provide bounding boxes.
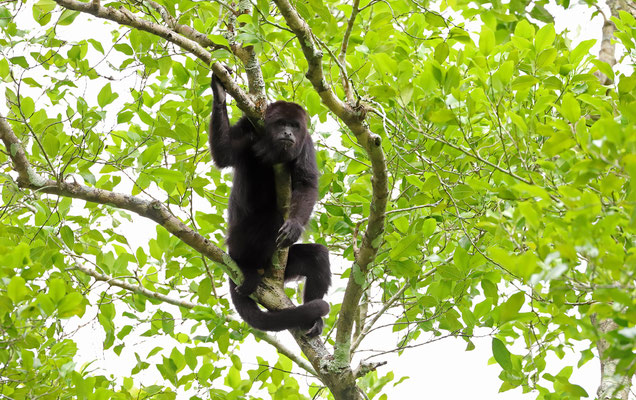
[272,0,389,361]
[53,0,260,119]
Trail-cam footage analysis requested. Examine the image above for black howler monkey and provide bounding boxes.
[209,73,331,337]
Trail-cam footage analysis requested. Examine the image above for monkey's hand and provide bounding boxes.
[211,73,226,104]
[276,219,303,248]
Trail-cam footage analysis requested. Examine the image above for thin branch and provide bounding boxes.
[53,0,260,119]
[417,129,532,185]
[54,0,210,61]
[350,282,410,353]
[353,360,387,379]
[338,0,360,103]
[2,117,233,269]
[142,0,227,50]
[1,114,320,376]
[74,262,201,308]
[250,330,317,375]
[72,262,317,375]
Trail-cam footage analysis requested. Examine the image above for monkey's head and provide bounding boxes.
[254,101,309,164]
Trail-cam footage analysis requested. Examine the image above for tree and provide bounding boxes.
[0,0,635,399]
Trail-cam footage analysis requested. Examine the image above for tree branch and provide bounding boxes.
[338,0,360,103]
[351,282,410,353]
[54,0,210,61]
[53,0,260,119]
[272,0,389,363]
[592,316,631,400]
[353,361,388,379]
[225,1,266,104]
[1,114,321,376]
[142,0,226,50]
[1,115,236,272]
[71,261,316,375]
[592,3,634,397]
[0,114,297,331]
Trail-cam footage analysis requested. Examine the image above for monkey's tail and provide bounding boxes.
[229,281,329,334]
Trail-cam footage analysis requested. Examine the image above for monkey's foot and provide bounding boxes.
[304,318,324,338]
[234,279,260,297]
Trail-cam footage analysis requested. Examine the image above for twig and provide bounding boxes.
[350,283,410,353]
[52,0,259,118]
[72,262,317,375]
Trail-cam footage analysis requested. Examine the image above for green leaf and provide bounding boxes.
[508,111,528,132]
[150,168,185,184]
[591,59,614,81]
[0,57,9,79]
[438,265,464,280]
[542,131,576,157]
[512,75,538,91]
[97,83,118,108]
[514,20,534,39]
[58,292,85,318]
[33,0,56,25]
[371,53,398,76]
[140,143,163,166]
[454,247,469,270]
[452,184,474,199]
[535,24,555,51]
[10,56,29,68]
[405,175,424,190]
[185,347,197,371]
[536,48,557,69]
[420,218,436,238]
[136,247,147,267]
[48,278,66,303]
[8,276,28,303]
[492,338,512,371]
[60,225,74,248]
[560,93,581,123]
[425,11,446,27]
[42,132,60,157]
[435,42,449,63]
[530,5,554,23]
[389,234,421,260]
[88,39,104,54]
[58,10,80,25]
[21,96,35,116]
[429,108,455,123]
[499,292,525,323]
[114,43,133,55]
[479,27,495,55]
[208,34,230,49]
[569,39,595,64]
[393,216,410,234]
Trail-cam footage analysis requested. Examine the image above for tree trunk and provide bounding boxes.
[594,318,632,400]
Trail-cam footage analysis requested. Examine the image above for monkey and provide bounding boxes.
[209,72,331,337]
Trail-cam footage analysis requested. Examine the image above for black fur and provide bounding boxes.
[209,73,331,336]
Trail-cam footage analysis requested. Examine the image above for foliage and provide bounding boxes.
[0,0,635,399]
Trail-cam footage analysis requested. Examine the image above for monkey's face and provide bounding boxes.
[254,101,309,164]
[258,119,304,163]
[271,118,300,149]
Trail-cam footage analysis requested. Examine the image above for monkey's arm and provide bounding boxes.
[277,137,319,248]
[209,74,234,168]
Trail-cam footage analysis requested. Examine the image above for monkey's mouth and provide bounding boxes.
[278,138,295,147]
